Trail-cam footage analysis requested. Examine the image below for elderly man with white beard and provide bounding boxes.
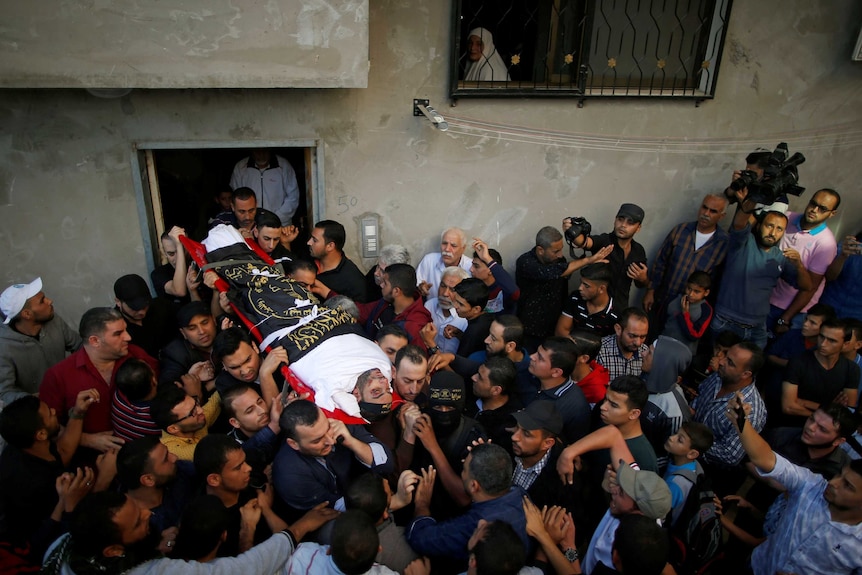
[416,228,473,299]
[423,267,470,354]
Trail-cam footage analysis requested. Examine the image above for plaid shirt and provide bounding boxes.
[691,373,766,466]
[649,221,729,305]
[596,334,648,381]
[512,449,552,491]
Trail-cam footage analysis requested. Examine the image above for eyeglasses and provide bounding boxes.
[175,398,201,423]
[807,200,834,213]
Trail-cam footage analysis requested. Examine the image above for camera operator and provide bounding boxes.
[711,188,812,349]
[723,149,790,214]
[563,203,649,311]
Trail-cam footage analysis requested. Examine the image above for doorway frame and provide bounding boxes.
[129,139,325,276]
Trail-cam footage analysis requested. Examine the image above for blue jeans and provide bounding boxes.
[711,313,768,351]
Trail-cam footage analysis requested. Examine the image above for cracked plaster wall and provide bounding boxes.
[1,0,861,323]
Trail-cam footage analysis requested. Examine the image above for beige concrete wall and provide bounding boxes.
[0,0,369,89]
[1,0,861,324]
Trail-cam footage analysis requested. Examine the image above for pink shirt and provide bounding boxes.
[769,212,837,311]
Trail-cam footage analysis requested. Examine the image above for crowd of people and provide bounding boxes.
[0,149,861,575]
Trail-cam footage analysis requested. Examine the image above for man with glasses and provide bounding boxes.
[768,189,840,336]
[150,383,221,460]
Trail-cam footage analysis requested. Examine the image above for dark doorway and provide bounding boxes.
[152,147,311,242]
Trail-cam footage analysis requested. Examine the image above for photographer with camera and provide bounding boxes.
[563,203,649,311]
[723,149,789,214]
[712,186,812,350]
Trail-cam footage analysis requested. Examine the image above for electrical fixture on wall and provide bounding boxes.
[360,214,380,259]
[413,99,449,132]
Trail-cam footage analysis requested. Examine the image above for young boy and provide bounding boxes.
[661,271,713,355]
[766,302,836,368]
[663,421,714,525]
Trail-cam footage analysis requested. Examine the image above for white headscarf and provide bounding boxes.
[464,27,511,82]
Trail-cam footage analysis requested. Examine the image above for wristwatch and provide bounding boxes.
[563,547,579,562]
[427,346,440,354]
[776,318,788,327]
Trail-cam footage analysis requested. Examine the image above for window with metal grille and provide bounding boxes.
[450,0,732,100]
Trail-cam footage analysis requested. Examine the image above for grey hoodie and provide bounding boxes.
[0,317,81,406]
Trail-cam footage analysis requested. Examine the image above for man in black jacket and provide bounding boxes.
[510,400,587,540]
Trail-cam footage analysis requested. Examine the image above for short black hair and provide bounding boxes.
[817,188,841,210]
[686,270,712,290]
[0,395,43,449]
[818,403,857,440]
[221,384,259,421]
[384,263,417,295]
[493,315,524,347]
[484,356,516,396]
[375,324,409,344]
[279,399,321,441]
[608,375,648,411]
[569,330,602,362]
[453,278,490,310]
[314,220,346,251]
[330,510,380,575]
[473,248,503,266]
[580,262,613,286]
[232,187,256,203]
[541,336,578,375]
[115,359,155,401]
[806,303,836,321]
[345,473,388,521]
[612,514,669,575]
[617,307,649,331]
[116,436,162,490]
[735,341,765,376]
[212,327,253,362]
[174,495,231,561]
[679,421,714,455]
[254,208,281,230]
[821,317,850,342]
[149,385,190,430]
[285,258,317,276]
[745,150,771,169]
[467,444,512,496]
[194,433,242,479]
[844,318,862,343]
[79,307,124,340]
[472,520,525,575]
[68,491,127,558]
[394,344,426,370]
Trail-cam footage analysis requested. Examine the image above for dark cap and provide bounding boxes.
[512,400,563,436]
[113,274,152,311]
[616,203,645,224]
[428,371,465,411]
[177,301,212,327]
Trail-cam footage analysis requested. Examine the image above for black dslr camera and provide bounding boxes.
[564,217,592,259]
[731,142,806,208]
[564,217,592,245]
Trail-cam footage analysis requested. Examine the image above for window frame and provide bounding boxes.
[449,0,734,101]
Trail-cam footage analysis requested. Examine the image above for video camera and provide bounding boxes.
[730,142,805,207]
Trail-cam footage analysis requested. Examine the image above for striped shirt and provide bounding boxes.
[111,389,160,441]
[561,292,618,337]
[751,454,862,575]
